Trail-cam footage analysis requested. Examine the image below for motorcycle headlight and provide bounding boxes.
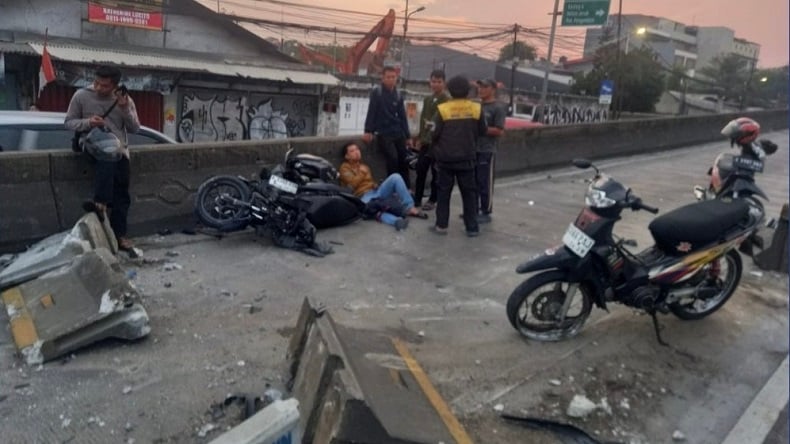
[585,188,616,208]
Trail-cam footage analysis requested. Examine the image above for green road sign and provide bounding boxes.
[561,0,611,27]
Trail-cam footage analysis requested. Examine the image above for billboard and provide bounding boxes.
[88,0,164,31]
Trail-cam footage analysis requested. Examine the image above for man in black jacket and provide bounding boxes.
[430,75,487,237]
[362,66,411,188]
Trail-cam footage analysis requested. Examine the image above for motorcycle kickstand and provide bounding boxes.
[648,310,669,347]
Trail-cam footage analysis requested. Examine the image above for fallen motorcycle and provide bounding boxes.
[194,150,363,255]
[506,158,768,345]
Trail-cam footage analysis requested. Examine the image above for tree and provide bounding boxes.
[698,54,749,102]
[497,41,537,63]
[571,45,665,113]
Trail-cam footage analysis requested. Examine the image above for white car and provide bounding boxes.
[0,111,176,152]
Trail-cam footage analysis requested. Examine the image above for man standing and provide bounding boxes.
[65,65,140,256]
[430,75,487,237]
[362,66,411,189]
[474,79,506,223]
[412,69,449,211]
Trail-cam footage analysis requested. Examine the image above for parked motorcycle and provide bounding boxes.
[194,149,363,255]
[694,117,779,255]
[506,158,767,345]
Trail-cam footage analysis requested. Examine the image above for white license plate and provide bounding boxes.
[268,175,299,194]
[562,223,595,257]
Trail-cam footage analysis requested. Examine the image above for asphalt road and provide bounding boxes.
[1,131,787,444]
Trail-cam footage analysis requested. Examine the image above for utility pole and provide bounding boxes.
[538,0,560,122]
[508,24,519,116]
[614,0,623,119]
[332,28,337,75]
[739,57,757,110]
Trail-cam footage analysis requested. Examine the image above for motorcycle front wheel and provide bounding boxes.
[669,249,742,320]
[195,176,251,231]
[506,271,593,341]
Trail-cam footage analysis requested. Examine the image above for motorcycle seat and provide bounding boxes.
[648,199,750,256]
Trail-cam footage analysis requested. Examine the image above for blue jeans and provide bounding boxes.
[361,174,415,226]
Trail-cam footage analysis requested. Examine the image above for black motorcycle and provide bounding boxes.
[194,149,363,255]
[506,158,767,345]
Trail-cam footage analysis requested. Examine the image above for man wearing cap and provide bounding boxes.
[474,78,506,224]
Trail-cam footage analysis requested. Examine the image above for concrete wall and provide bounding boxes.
[0,110,786,253]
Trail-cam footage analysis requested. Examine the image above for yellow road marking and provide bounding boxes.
[392,337,474,444]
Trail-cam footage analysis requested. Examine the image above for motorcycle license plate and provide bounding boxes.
[562,223,595,257]
[733,156,764,172]
[268,175,299,194]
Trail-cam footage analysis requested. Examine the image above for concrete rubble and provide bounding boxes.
[0,213,150,364]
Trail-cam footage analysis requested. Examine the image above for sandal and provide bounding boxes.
[409,209,429,219]
[82,201,106,222]
[118,238,140,259]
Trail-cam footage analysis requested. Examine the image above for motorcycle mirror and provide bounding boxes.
[285,145,294,163]
[572,158,592,169]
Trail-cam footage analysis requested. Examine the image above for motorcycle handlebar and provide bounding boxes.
[628,198,659,214]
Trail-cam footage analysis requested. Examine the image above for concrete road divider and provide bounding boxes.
[209,399,301,444]
[287,298,470,444]
[1,248,150,364]
[0,213,148,365]
[0,212,117,291]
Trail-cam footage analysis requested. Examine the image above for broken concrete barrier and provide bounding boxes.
[208,398,301,444]
[1,248,150,364]
[0,212,117,291]
[287,298,464,444]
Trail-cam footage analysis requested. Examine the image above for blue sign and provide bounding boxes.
[599,80,614,105]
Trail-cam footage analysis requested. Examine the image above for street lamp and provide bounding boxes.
[402,1,426,80]
[760,76,769,83]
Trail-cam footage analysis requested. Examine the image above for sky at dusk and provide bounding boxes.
[220,0,789,68]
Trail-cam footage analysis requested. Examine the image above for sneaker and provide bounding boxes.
[477,213,492,224]
[466,230,480,238]
[394,218,409,231]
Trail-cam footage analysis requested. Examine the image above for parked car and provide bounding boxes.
[0,111,176,152]
[504,116,544,130]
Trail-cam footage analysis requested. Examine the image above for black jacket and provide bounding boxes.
[431,99,487,168]
[364,85,410,137]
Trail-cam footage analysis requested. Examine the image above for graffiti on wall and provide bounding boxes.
[177,91,317,143]
[534,103,609,125]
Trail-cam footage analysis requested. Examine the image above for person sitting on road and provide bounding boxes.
[339,142,428,231]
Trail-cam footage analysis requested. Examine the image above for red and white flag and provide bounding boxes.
[38,41,56,97]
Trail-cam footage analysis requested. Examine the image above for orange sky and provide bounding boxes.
[291,0,788,68]
[206,0,788,67]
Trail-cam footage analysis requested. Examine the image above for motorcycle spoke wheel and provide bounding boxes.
[669,249,742,320]
[195,176,251,231]
[506,271,592,341]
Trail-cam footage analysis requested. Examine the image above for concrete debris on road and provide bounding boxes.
[566,395,597,418]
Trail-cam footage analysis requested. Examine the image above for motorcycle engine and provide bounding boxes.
[622,286,660,310]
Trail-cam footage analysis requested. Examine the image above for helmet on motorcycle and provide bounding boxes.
[720,117,760,146]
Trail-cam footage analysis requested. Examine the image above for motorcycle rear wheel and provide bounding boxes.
[195,176,251,231]
[506,271,593,341]
[669,249,742,320]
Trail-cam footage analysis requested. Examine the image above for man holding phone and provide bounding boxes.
[65,65,141,256]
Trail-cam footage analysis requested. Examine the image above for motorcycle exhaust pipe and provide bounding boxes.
[667,285,719,300]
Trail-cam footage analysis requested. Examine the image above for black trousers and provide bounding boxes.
[476,152,496,215]
[435,165,478,232]
[94,157,131,238]
[413,148,438,206]
[376,134,410,189]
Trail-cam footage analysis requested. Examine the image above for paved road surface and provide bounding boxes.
[1,131,787,443]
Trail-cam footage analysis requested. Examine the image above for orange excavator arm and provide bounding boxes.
[344,9,396,74]
[296,9,396,75]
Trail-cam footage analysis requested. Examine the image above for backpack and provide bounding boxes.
[373,85,402,104]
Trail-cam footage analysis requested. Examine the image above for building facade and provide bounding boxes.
[0,0,338,142]
[583,14,760,76]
